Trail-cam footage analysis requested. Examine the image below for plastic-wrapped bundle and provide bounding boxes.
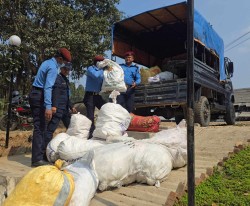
[140,66,161,84]
[94,141,173,191]
[93,103,131,140]
[46,132,70,163]
[64,152,99,206]
[127,113,161,132]
[66,113,92,139]
[3,160,74,206]
[143,120,187,168]
[58,136,105,162]
[98,59,127,92]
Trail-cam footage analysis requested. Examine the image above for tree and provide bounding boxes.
[0,0,121,94]
[69,82,85,103]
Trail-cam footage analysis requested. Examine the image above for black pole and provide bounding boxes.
[5,50,14,148]
[187,0,195,206]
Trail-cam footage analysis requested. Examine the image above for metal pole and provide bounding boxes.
[5,69,14,148]
[187,0,195,206]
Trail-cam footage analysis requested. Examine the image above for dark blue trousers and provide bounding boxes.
[117,87,135,113]
[83,92,106,138]
[46,108,71,142]
[29,89,47,163]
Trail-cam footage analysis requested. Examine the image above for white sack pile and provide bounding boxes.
[45,106,187,205]
[47,113,105,163]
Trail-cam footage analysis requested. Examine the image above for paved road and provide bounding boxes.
[0,122,249,206]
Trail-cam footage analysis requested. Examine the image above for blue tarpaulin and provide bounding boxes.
[194,10,225,80]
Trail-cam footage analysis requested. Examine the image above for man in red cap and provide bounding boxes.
[29,47,72,167]
[83,55,106,139]
[118,51,141,113]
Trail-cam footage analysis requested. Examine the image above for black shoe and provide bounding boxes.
[31,160,51,167]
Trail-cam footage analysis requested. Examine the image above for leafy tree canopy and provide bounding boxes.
[0,0,122,94]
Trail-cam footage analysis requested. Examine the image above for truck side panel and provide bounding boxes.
[134,59,231,108]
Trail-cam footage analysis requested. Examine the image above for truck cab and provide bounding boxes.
[111,1,235,126]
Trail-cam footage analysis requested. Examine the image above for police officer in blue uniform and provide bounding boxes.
[83,55,106,139]
[46,62,77,142]
[118,51,141,113]
[29,48,72,167]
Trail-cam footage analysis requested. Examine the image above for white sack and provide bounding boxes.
[158,71,178,81]
[148,71,178,83]
[109,90,120,104]
[143,120,187,168]
[148,75,160,83]
[93,140,173,191]
[64,152,99,206]
[58,136,105,162]
[133,141,173,186]
[93,141,137,191]
[46,132,70,163]
[93,103,131,140]
[66,113,92,139]
[106,135,136,143]
[99,59,127,93]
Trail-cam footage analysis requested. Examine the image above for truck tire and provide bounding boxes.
[225,102,236,125]
[194,96,211,127]
[0,115,18,131]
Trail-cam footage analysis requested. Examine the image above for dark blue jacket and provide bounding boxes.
[52,73,72,110]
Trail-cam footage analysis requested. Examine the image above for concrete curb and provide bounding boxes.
[0,175,22,204]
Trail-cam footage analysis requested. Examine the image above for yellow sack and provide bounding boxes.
[3,160,74,206]
[140,66,161,84]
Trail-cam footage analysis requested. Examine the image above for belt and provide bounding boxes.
[32,86,43,91]
[86,91,99,95]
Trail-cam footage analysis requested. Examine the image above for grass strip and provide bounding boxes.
[175,146,250,206]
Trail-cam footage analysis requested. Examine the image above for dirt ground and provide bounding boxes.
[0,120,250,157]
[0,127,67,157]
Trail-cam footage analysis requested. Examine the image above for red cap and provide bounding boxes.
[93,55,104,61]
[59,48,72,62]
[124,51,135,57]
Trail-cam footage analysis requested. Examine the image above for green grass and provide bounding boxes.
[175,146,250,206]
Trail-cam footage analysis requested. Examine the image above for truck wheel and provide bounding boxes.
[194,96,210,127]
[225,102,235,125]
[0,115,18,131]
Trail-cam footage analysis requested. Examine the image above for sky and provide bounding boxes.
[77,0,250,89]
